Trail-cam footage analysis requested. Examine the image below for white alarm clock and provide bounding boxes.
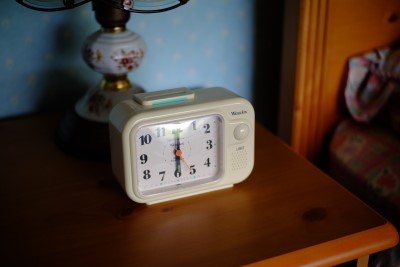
[109,87,254,204]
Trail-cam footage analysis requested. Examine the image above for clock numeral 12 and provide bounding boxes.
[192,121,210,133]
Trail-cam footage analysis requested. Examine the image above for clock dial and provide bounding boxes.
[133,115,224,196]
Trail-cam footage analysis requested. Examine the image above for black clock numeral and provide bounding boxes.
[174,169,182,178]
[190,165,196,175]
[157,127,165,137]
[159,171,166,181]
[139,154,148,164]
[139,134,152,145]
[206,140,213,150]
[143,170,151,180]
[204,123,210,133]
[191,121,197,130]
[204,158,211,167]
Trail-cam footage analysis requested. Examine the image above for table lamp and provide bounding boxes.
[16,0,189,160]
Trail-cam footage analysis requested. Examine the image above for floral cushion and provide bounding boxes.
[334,45,400,267]
[329,119,400,225]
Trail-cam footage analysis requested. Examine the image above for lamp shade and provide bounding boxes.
[16,0,189,12]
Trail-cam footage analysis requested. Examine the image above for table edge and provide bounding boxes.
[245,222,399,267]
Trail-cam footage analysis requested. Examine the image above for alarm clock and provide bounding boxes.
[109,87,254,204]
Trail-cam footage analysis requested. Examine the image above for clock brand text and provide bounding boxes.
[231,110,248,116]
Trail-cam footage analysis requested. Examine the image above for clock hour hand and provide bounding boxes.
[175,148,190,170]
[174,128,191,173]
[174,129,182,173]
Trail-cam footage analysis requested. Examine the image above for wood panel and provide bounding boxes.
[281,0,400,162]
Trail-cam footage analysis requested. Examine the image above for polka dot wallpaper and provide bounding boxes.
[0,0,254,119]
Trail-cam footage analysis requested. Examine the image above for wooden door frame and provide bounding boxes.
[278,0,400,163]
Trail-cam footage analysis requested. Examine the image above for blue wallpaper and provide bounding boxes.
[0,0,254,119]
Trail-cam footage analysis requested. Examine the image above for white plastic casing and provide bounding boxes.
[109,87,255,204]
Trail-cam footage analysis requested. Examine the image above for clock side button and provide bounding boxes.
[233,123,250,141]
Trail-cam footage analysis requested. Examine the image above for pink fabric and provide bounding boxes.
[345,48,400,122]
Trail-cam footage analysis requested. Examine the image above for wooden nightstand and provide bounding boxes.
[0,114,398,266]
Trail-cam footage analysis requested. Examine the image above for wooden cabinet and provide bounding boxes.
[279,0,400,162]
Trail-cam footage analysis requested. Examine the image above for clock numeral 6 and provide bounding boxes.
[174,169,182,178]
[139,134,152,145]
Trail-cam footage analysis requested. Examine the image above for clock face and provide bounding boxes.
[132,114,224,196]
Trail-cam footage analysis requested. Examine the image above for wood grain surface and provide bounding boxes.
[0,114,397,266]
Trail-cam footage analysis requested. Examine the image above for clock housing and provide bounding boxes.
[109,87,254,204]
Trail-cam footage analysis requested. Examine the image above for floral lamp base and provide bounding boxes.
[75,82,144,123]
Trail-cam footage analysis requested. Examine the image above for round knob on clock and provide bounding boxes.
[234,123,250,141]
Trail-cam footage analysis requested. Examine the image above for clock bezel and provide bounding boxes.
[131,113,226,198]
